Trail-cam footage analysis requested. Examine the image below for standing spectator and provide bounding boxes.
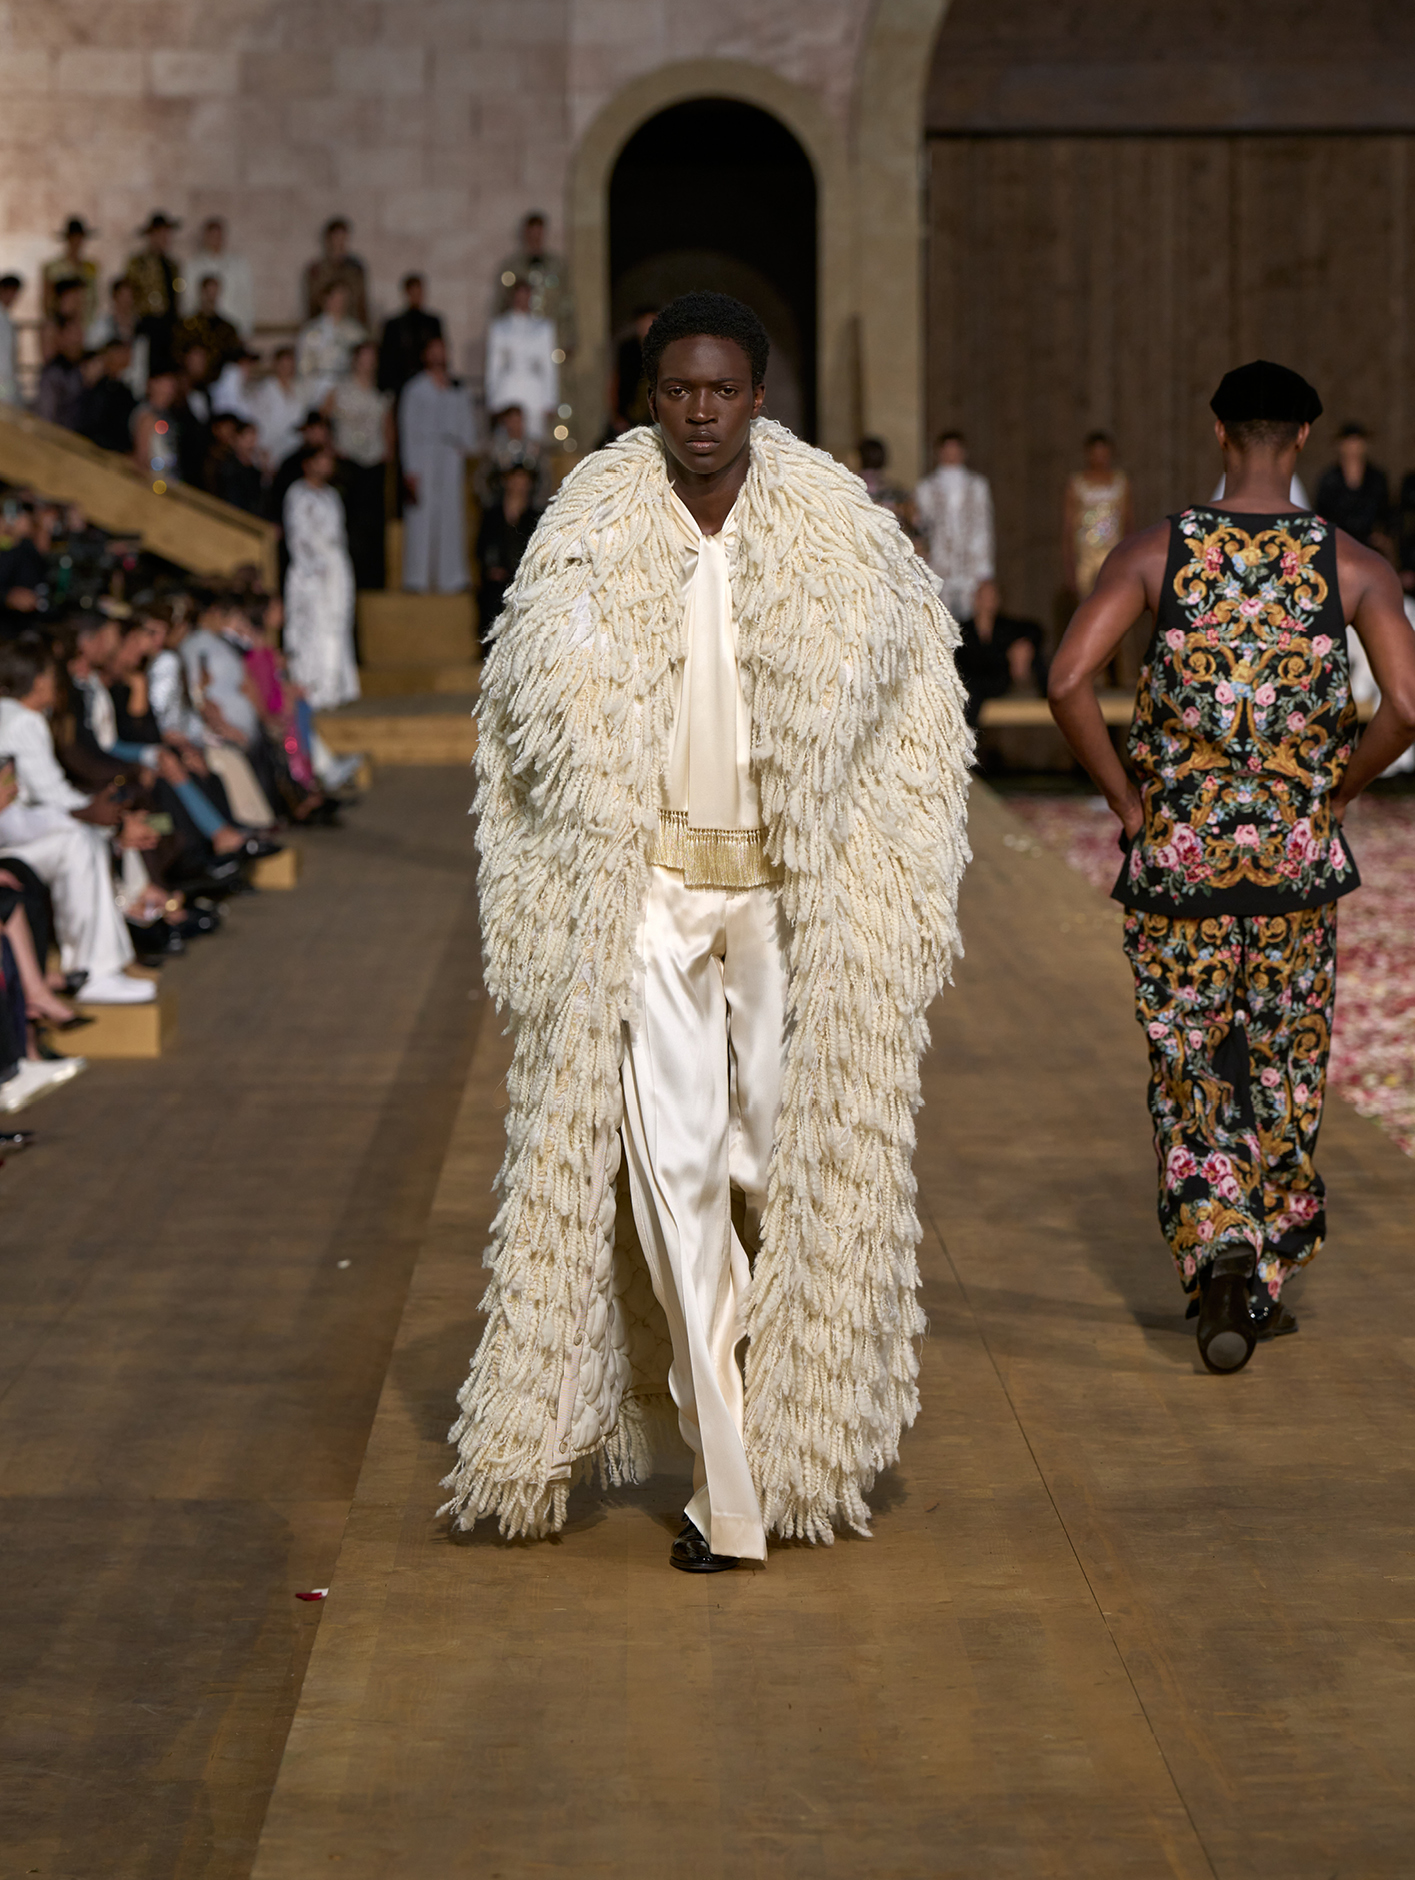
[296,279,367,403]
[609,306,657,435]
[132,372,183,488]
[378,274,442,401]
[475,464,540,653]
[214,420,264,515]
[332,341,392,591]
[125,211,182,373]
[210,344,260,423]
[0,274,21,406]
[85,276,148,400]
[34,320,86,430]
[914,430,996,625]
[302,217,368,327]
[494,211,575,354]
[174,276,241,381]
[249,345,309,475]
[179,216,254,336]
[474,404,546,507]
[173,343,214,486]
[268,411,335,535]
[857,435,918,536]
[1316,423,1392,551]
[399,336,476,593]
[43,218,99,329]
[485,280,557,441]
[41,277,86,364]
[75,340,137,454]
[1064,430,1133,601]
[283,444,359,711]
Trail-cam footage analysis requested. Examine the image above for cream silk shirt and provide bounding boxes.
[649,487,779,890]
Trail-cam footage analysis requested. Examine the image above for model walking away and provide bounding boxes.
[1049,361,1415,1374]
[442,293,973,1568]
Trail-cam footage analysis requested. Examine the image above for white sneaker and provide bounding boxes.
[0,1056,88,1113]
[81,972,158,1004]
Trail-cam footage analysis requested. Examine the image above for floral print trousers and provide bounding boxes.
[1123,905,1336,1299]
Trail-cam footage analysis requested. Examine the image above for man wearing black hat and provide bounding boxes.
[43,218,98,328]
[124,212,182,374]
[1049,360,1415,1374]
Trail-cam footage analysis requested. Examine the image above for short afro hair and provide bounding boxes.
[643,293,769,392]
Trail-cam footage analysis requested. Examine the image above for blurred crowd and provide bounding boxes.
[0,573,361,1131]
[0,208,576,667]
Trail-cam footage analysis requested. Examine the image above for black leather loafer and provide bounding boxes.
[1197,1271,1257,1373]
[669,1517,738,1574]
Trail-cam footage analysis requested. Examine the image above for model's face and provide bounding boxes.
[649,335,762,481]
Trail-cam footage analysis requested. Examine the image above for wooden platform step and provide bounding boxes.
[358,662,480,698]
[315,709,476,766]
[251,848,301,891]
[54,987,177,1059]
[357,591,476,667]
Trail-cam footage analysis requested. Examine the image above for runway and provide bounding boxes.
[6,779,1414,1876]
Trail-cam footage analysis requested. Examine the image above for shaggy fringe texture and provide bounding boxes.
[440,420,973,1542]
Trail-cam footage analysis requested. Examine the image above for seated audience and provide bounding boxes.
[0,631,156,1002]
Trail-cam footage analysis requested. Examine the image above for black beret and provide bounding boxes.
[1211,359,1322,424]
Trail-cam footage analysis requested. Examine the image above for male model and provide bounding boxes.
[444,293,972,1567]
[1050,361,1415,1373]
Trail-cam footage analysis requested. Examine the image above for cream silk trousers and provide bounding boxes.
[620,865,790,1562]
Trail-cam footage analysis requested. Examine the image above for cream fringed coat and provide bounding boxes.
[442,419,973,1544]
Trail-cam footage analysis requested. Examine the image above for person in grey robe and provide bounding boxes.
[399,335,477,592]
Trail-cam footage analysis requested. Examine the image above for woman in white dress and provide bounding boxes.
[282,444,360,711]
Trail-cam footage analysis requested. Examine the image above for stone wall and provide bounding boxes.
[0,0,870,426]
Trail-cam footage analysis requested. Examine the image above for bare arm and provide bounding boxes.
[1333,534,1415,816]
[1047,522,1169,837]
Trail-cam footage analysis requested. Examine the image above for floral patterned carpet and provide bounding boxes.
[1007,792,1415,1157]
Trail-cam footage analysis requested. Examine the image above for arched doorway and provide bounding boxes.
[608,99,817,441]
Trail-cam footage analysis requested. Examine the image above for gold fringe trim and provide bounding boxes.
[647,808,784,890]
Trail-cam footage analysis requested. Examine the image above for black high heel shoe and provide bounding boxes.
[1196,1268,1257,1374]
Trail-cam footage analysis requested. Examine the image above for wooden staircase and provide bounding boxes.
[0,404,278,585]
[355,590,481,697]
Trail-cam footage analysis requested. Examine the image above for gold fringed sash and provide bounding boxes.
[648,808,783,891]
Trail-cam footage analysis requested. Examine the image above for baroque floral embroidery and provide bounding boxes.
[1123,905,1335,1294]
[1119,508,1359,914]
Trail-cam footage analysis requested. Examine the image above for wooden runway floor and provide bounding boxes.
[246,784,1415,1880]
[11,779,1414,1876]
[0,771,481,1880]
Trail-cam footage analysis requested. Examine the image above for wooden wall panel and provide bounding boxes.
[926,133,1415,638]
